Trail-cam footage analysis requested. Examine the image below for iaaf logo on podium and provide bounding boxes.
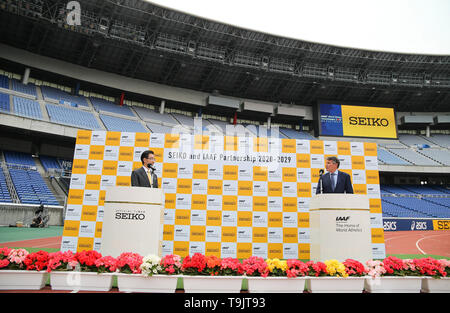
[336,216,350,222]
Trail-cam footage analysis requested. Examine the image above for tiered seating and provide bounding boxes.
[0,168,12,203]
[11,80,37,97]
[13,96,43,119]
[380,185,417,195]
[147,122,191,134]
[377,148,411,165]
[388,148,439,166]
[279,128,316,140]
[4,150,36,167]
[171,113,195,128]
[90,97,135,117]
[46,103,102,130]
[0,74,9,89]
[426,135,450,148]
[39,155,62,171]
[134,107,179,126]
[8,168,59,205]
[381,198,414,217]
[41,85,89,107]
[382,196,446,218]
[99,114,148,132]
[398,134,435,147]
[0,92,10,112]
[418,149,450,166]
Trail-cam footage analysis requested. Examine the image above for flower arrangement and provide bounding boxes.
[324,259,348,277]
[343,259,368,277]
[75,250,103,272]
[47,251,78,272]
[0,247,12,269]
[305,261,328,277]
[220,258,244,276]
[7,249,29,270]
[160,254,182,275]
[205,255,221,276]
[116,252,143,274]
[286,259,308,278]
[23,250,49,271]
[181,253,207,275]
[94,256,118,273]
[414,257,448,278]
[266,258,287,277]
[140,254,162,276]
[242,256,269,277]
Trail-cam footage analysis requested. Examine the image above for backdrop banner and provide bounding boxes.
[61,130,386,260]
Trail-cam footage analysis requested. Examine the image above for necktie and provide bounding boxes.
[331,173,336,191]
[147,170,153,187]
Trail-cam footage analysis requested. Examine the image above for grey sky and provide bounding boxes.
[148,0,450,55]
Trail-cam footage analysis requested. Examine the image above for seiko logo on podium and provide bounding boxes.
[114,209,146,221]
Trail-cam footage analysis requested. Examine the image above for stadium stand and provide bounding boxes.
[279,128,317,140]
[377,148,412,165]
[90,97,135,117]
[0,92,10,112]
[46,103,102,130]
[133,106,180,126]
[387,148,440,166]
[99,114,148,132]
[0,74,9,89]
[41,85,89,107]
[0,168,12,203]
[418,149,450,166]
[39,155,62,172]
[426,135,450,148]
[3,150,37,167]
[10,79,37,97]
[12,96,43,119]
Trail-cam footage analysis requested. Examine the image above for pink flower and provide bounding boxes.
[116,252,143,274]
[242,256,269,277]
[160,254,182,275]
[95,256,117,273]
[7,249,29,269]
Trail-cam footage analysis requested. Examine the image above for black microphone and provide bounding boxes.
[318,169,324,194]
[147,164,156,173]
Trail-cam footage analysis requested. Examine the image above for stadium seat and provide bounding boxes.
[417,149,450,166]
[0,74,9,89]
[90,97,135,117]
[39,155,62,171]
[99,114,148,132]
[10,79,37,97]
[40,85,89,107]
[133,106,180,126]
[387,148,439,166]
[0,168,12,203]
[3,150,36,167]
[12,96,43,119]
[0,92,10,112]
[46,103,102,130]
[377,148,411,165]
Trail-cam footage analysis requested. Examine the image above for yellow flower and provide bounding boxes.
[266,258,287,272]
[325,259,348,277]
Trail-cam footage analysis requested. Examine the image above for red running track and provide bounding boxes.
[2,230,449,258]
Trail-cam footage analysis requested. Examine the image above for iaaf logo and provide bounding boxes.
[336,216,350,222]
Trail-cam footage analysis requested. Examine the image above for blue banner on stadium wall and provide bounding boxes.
[383,219,435,231]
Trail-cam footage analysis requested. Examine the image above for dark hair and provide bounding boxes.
[326,156,340,168]
[140,150,155,164]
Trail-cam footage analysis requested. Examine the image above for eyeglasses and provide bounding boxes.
[146,157,155,160]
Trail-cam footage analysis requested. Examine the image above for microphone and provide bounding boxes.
[319,169,324,194]
[147,164,156,173]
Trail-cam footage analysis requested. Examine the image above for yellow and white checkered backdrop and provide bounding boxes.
[61,130,386,260]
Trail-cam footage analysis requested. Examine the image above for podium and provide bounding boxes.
[309,194,372,262]
[101,186,164,257]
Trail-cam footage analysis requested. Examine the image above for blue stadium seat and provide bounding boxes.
[41,85,89,107]
[11,80,37,97]
[46,103,102,130]
[0,168,12,203]
[0,92,10,112]
[13,96,43,119]
[4,150,36,167]
[90,97,135,117]
[40,155,62,171]
[100,114,148,132]
[0,74,9,89]
[377,148,411,165]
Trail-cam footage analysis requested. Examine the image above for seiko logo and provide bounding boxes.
[349,116,389,127]
[115,212,145,220]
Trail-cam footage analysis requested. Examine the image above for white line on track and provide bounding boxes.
[415,233,450,255]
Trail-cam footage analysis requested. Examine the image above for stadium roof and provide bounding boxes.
[0,0,449,112]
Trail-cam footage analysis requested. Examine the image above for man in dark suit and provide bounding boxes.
[316,156,353,194]
[131,150,158,188]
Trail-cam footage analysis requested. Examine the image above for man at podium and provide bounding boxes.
[316,156,353,194]
[131,150,159,188]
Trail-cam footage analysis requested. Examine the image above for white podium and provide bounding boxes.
[309,194,372,263]
[101,186,164,257]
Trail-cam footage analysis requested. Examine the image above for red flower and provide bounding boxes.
[75,250,103,271]
[116,252,143,274]
[47,251,78,272]
[181,253,207,275]
[23,251,49,271]
[305,261,328,277]
[242,256,269,277]
[343,259,367,277]
[286,259,308,278]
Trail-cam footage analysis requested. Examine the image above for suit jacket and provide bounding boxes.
[131,167,158,188]
[316,171,353,194]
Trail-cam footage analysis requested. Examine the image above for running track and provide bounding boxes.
[2,230,450,258]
